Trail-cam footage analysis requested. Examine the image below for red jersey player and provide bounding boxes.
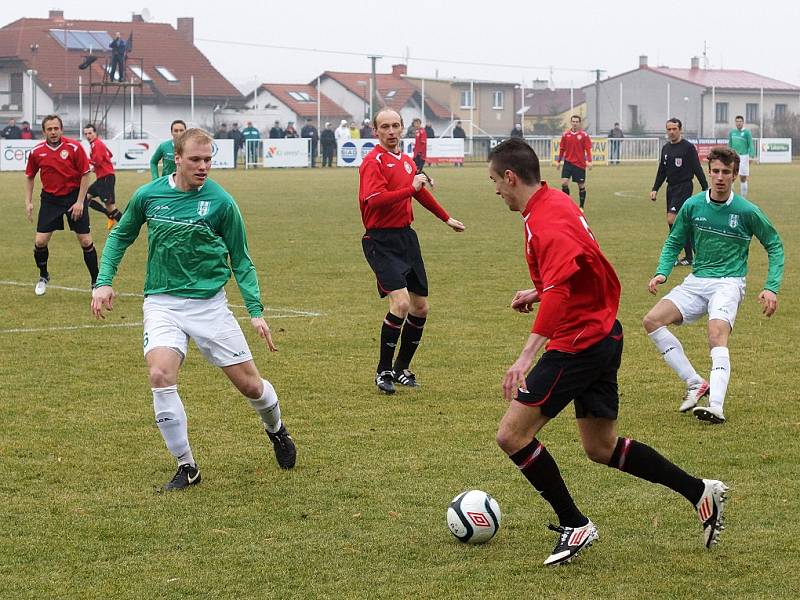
[411,117,427,172]
[24,114,95,296]
[488,138,727,566]
[358,108,464,394]
[555,115,592,211]
[83,124,122,229]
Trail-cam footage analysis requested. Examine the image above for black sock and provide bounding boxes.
[378,312,404,373]
[510,438,587,527]
[34,245,49,279]
[579,188,587,208]
[88,199,110,215]
[561,184,570,196]
[82,243,99,286]
[394,314,426,372]
[608,437,704,505]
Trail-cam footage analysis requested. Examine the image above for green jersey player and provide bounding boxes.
[643,146,783,424]
[92,128,296,491]
[149,119,186,180]
[728,116,755,197]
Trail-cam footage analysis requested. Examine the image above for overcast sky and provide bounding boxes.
[10,0,800,92]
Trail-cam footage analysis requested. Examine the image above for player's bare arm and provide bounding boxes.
[91,285,115,319]
[511,289,540,313]
[648,274,666,294]
[502,333,547,401]
[757,290,778,317]
[446,217,465,232]
[251,317,278,352]
[24,176,34,222]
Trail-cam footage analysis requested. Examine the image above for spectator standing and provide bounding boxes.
[214,123,228,140]
[608,122,624,165]
[452,120,466,167]
[510,124,524,139]
[2,118,22,139]
[360,118,373,139]
[19,121,34,139]
[349,121,361,140]
[109,32,126,82]
[321,122,336,167]
[241,121,261,166]
[300,118,320,168]
[269,121,285,139]
[284,121,299,139]
[335,120,351,144]
[229,122,244,168]
[425,123,435,138]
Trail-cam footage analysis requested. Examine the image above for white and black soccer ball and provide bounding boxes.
[447,490,501,544]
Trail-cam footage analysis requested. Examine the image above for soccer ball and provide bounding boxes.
[447,490,501,544]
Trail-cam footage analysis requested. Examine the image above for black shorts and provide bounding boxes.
[516,320,623,419]
[561,161,586,183]
[37,190,90,234]
[666,181,693,213]
[87,174,116,203]
[362,227,428,298]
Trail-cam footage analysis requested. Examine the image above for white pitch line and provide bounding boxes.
[613,190,641,199]
[0,280,324,318]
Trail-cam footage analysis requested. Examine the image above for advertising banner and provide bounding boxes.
[336,139,466,167]
[758,138,791,163]
[263,138,310,168]
[1,139,41,171]
[551,137,607,164]
[426,138,465,164]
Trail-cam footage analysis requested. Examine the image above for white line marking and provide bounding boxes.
[0,280,324,318]
[613,190,641,199]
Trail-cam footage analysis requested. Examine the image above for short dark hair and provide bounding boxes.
[83,123,96,132]
[707,146,740,172]
[170,119,186,132]
[41,115,63,130]
[666,117,682,129]
[571,115,581,121]
[488,138,540,185]
[735,115,744,120]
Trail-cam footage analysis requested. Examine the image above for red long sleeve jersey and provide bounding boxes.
[89,138,115,178]
[358,145,449,229]
[414,128,427,159]
[522,183,620,352]
[25,137,90,196]
[558,129,592,169]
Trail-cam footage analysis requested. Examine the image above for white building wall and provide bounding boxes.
[318,78,359,123]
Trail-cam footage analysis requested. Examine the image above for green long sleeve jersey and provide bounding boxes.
[728,127,755,158]
[96,175,264,317]
[655,191,784,293]
[150,140,177,179]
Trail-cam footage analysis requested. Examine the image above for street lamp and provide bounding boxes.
[683,96,689,133]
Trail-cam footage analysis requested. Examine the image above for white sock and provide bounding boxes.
[248,378,282,433]
[740,181,748,197]
[152,385,194,466]
[648,326,703,385]
[709,347,731,412]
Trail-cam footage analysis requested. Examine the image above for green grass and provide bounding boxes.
[1,162,799,599]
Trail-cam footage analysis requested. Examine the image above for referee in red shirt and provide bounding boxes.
[84,123,122,230]
[488,138,727,566]
[359,108,465,394]
[24,114,96,296]
[555,115,592,211]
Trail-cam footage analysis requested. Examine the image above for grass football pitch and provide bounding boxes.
[1,162,798,598]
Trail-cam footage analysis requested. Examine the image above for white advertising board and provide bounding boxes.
[758,138,792,163]
[263,138,310,168]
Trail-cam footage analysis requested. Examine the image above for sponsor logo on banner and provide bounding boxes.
[360,142,375,158]
[124,142,150,160]
[3,143,35,165]
[728,214,739,228]
[341,142,358,163]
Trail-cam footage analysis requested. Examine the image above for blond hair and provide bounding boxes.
[174,128,214,155]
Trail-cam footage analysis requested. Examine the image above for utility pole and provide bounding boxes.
[368,55,382,119]
[594,68,603,135]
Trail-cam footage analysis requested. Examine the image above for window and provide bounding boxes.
[155,66,178,82]
[49,29,113,50]
[460,89,473,108]
[745,103,759,123]
[715,102,729,123]
[287,91,313,102]
[384,90,397,99]
[774,103,787,121]
[128,65,151,81]
[492,90,504,109]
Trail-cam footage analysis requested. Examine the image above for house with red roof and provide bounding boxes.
[317,64,452,134]
[584,55,800,137]
[246,83,349,132]
[0,10,243,137]
[517,81,587,135]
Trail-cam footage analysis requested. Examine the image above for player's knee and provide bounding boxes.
[412,301,429,318]
[495,426,522,455]
[583,441,614,464]
[642,312,662,333]
[148,365,175,388]
[237,377,263,400]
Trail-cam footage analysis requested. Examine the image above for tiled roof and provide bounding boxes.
[259,83,349,120]
[648,67,800,91]
[0,17,242,100]
[522,88,586,117]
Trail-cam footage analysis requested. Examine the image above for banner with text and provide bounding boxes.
[263,138,310,168]
[337,138,465,167]
[758,138,792,163]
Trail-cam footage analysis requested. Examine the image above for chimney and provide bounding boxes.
[391,64,407,77]
[177,17,194,45]
[690,56,700,70]
[49,10,64,21]
[639,55,648,68]
[132,14,144,22]
[531,78,548,91]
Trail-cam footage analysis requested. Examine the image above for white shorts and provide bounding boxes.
[143,289,253,367]
[663,274,746,327]
[738,154,750,176]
